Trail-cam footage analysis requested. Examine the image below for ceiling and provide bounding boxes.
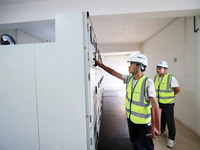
[0,0,198,51]
[91,15,175,45]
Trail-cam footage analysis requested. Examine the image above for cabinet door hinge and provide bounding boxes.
[95,86,97,94]
[90,115,92,123]
[87,23,89,31]
[88,73,90,81]
[90,138,92,145]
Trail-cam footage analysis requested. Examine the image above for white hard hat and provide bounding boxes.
[157,61,168,68]
[128,53,148,67]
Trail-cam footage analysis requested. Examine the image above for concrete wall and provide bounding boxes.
[142,17,200,136]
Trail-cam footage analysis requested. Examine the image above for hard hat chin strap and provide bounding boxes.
[160,70,167,76]
[132,63,137,76]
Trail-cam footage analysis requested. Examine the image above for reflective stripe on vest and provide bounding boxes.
[125,75,151,124]
[154,73,175,104]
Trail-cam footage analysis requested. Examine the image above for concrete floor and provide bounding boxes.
[154,120,200,150]
[98,89,200,150]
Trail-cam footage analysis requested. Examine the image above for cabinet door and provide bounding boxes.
[0,45,39,150]
[36,12,88,150]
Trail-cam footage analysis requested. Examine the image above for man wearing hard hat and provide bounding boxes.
[94,53,161,150]
[154,61,180,148]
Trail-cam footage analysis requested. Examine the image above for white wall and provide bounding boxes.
[16,30,43,43]
[101,53,130,90]
[99,43,140,53]
[143,17,199,135]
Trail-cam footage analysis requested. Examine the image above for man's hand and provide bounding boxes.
[150,108,162,139]
[93,58,98,67]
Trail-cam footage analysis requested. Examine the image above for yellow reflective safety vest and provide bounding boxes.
[125,75,151,124]
[154,73,175,104]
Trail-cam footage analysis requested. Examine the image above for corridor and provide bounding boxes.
[98,89,133,150]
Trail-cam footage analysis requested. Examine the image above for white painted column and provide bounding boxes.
[197,15,200,137]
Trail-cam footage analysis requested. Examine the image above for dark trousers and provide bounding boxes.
[159,103,176,140]
[127,119,154,150]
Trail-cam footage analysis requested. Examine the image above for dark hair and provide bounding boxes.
[135,62,146,72]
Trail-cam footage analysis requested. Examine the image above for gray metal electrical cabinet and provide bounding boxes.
[0,12,103,150]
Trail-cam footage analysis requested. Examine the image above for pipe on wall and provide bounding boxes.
[193,16,199,33]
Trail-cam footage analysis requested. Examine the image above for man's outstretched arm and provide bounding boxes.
[94,59,123,80]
